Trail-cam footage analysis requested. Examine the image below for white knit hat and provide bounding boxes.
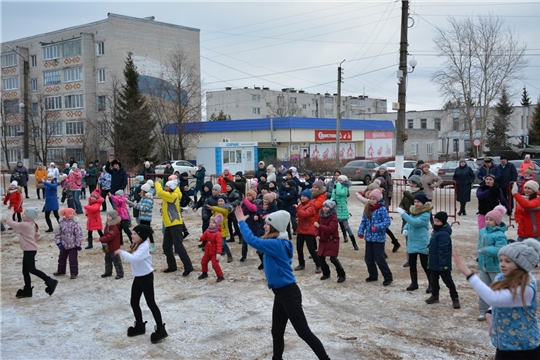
[165,181,177,190]
[265,210,290,240]
[141,183,151,193]
[24,207,40,220]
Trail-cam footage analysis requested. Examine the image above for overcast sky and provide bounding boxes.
[2,0,539,112]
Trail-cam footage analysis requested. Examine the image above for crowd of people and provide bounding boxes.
[3,156,540,358]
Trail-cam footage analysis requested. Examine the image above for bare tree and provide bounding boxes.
[432,15,528,156]
[269,93,301,117]
[0,97,23,171]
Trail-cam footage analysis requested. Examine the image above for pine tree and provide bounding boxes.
[485,87,513,148]
[521,86,531,107]
[209,110,231,121]
[113,55,155,169]
[528,97,540,145]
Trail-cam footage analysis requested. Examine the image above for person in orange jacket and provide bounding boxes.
[294,189,321,273]
[34,165,48,200]
[217,167,234,194]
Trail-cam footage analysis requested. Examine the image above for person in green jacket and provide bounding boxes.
[85,161,98,194]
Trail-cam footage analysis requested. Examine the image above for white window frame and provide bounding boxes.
[30,55,37,68]
[223,149,242,164]
[47,122,63,136]
[3,100,19,115]
[427,143,433,155]
[96,42,105,56]
[1,53,18,68]
[411,143,419,156]
[434,118,441,131]
[324,97,333,104]
[407,119,414,129]
[8,148,22,162]
[97,69,105,83]
[30,78,37,91]
[65,121,84,135]
[252,94,260,102]
[302,104,307,109]
[290,97,297,104]
[42,44,60,60]
[62,39,81,58]
[97,122,107,135]
[43,70,61,85]
[47,148,65,163]
[421,119,427,129]
[325,109,333,116]
[31,102,39,117]
[7,124,21,137]
[64,94,84,109]
[252,107,260,115]
[2,76,19,90]
[63,67,83,82]
[45,96,62,111]
[266,102,271,107]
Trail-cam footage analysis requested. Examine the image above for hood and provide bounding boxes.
[107,216,121,226]
[221,202,234,213]
[409,202,433,215]
[311,185,327,198]
[340,180,352,188]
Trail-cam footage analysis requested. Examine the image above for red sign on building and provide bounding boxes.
[314,130,352,142]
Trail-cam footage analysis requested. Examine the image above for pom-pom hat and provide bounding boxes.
[369,189,383,201]
[486,205,506,225]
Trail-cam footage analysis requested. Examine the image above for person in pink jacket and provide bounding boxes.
[67,163,83,214]
[7,207,58,298]
[84,189,104,249]
[109,189,133,245]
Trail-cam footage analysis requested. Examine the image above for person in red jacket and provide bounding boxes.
[198,213,225,282]
[315,200,346,283]
[217,167,234,194]
[99,210,124,279]
[83,189,104,249]
[512,180,540,241]
[294,189,321,273]
[4,181,23,222]
[310,180,327,223]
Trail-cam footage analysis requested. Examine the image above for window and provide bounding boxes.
[434,118,441,131]
[325,109,333,116]
[266,102,271,107]
[367,107,371,112]
[62,39,81,58]
[277,96,284,104]
[290,97,296,104]
[65,148,84,163]
[407,119,414,129]
[302,104,307,109]
[96,42,105,56]
[223,150,242,164]
[43,70,61,85]
[252,107,260,115]
[476,118,482,131]
[98,69,105,83]
[7,124,21,137]
[453,139,459,153]
[30,78,37,91]
[359,99,365,106]
[452,118,460,131]
[97,122,107,135]
[3,100,19,115]
[1,53,18,68]
[464,121,470,131]
[42,44,60,60]
[2,76,19,90]
[324,97,333,104]
[441,138,446,152]
[30,55,37,67]
[464,139,471,151]
[47,122,63,136]
[427,143,433,155]
[31,102,38,117]
[65,121,84,135]
[45,96,62,110]
[452,108,459,119]
[97,96,106,111]
[8,148,22,162]
[45,148,64,163]
[252,94,260,102]
[411,143,419,156]
[64,94,83,109]
[342,100,346,106]
[63,67,82,82]
[420,119,427,129]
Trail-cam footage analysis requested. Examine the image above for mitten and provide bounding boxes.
[76,246,82,251]
[358,189,364,196]
[402,230,408,236]
[371,226,376,232]
[511,182,518,195]
[57,243,65,251]
[473,249,481,256]
[395,207,405,215]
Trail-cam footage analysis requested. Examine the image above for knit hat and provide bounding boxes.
[414,193,429,204]
[265,210,291,239]
[50,162,55,166]
[135,175,144,182]
[10,181,18,187]
[486,205,506,225]
[498,239,540,273]
[247,189,258,200]
[258,161,265,166]
[434,211,448,225]
[146,179,154,187]
[168,174,177,181]
[379,164,387,171]
[181,172,189,178]
[72,163,78,169]
[213,184,221,192]
[416,160,425,166]
[115,190,124,196]
[301,189,312,199]
[235,171,243,177]
[312,180,325,189]
[111,159,120,166]
[60,208,76,217]
[286,180,296,188]
[141,183,152,193]
[337,175,348,182]
[369,189,383,201]
[211,213,224,227]
[323,200,335,209]
[367,179,381,191]
[165,181,177,190]
[459,158,467,164]
[107,210,118,220]
[224,167,230,172]
[145,161,150,166]
[409,175,421,185]
[24,207,40,220]
[263,193,275,203]
[421,163,430,169]
[289,166,297,174]
[133,224,153,241]
[524,180,540,193]
[267,164,275,171]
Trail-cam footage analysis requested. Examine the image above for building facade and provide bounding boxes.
[1,13,200,169]
[206,87,387,120]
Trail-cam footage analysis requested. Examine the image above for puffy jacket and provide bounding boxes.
[477,185,508,215]
[84,196,104,231]
[477,222,507,272]
[211,204,233,238]
[155,182,184,227]
[218,173,234,193]
[241,198,260,234]
[316,209,340,257]
[296,199,316,235]
[85,165,98,186]
[3,190,23,212]
[99,217,121,253]
[135,195,154,222]
[514,193,540,238]
[331,181,351,220]
[255,202,278,236]
[106,163,128,193]
[477,164,501,183]
[12,165,29,186]
[7,215,39,251]
[420,171,442,200]
[98,172,111,190]
[358,200,391,242]
[226,188,242,207]
[498,162,517,190]
[311,185,326,222]
[428,224,453,271]
[67,169,82,190]
[110,194,130,221]
[519,159,535,177]
[35,168,48,185]
[200,228,223,256]
[401,202,432,255]
[193,167,206,192]
[43,181,59,212]
[279,186,297,218]
[55,219,83,250]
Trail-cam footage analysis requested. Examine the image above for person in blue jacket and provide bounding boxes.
[235,207,330,360]
[477,158,501,184]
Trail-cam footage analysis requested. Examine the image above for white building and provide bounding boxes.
[1,13,200,169]
[206,87,387,120]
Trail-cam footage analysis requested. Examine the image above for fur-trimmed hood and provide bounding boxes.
[409,202,433,215]
[106,216,121,227]
[311,185,327,198]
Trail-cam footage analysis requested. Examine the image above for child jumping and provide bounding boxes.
[99,210,124,279]
[198,213,225,282]
[54,208,83,279]
[315,200,346,283]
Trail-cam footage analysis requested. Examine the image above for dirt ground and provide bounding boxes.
[1,178,536,359]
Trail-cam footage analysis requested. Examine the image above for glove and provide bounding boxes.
[511,182,518,195]
[76,246,82,251]
[358,235,364,239]
[395,207,405,215]
[57,243,65,251]
[402,230,408,237]
[371,226,376,232]
[473,249,482,256]
[358,189,364,196]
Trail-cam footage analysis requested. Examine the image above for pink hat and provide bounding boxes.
[369,189,383,201]
[486,205,506,225]
[168,174,177,181]
[211,213,223,226]
[59,208,76,217]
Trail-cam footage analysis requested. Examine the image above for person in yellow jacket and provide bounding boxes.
[155,180,193,276]
[35,165,48,200]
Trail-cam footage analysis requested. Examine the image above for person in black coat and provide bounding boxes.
[12,161,29,198]
[280,180,299,238]
[254,161,267,182]
[105,158,128,209]
[453,159,476,216]
[498,156,517,212]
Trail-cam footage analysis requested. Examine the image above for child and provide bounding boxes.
[475,205,508,320]
[280,180,298,238]
[398,175,425,264]
[358,189,393,285]
[294,189,321,273]
[332,175,359,250]
[454,240,540,359]
[129,175,144,226]
[235,207,330,360]
[80,165,87,200]
[43,175,60,232]
[396,193,432,292]
[109,190,133,245]
[315,200,346,283]
[198,213,225,282]
[115,225,168,344]
[98,167,112,212]
[7,207,58,298]
[54,208,83,279]
[134,183,156,253]
[192,181,215,234]
[206,195,234,263]
[3,181,23,222]
[59,173,69,204]
[99,210,124,279]
[426,212,460,309]
[83,189,104,249]
[240,190,260,264]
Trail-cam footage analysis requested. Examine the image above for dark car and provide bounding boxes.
[437,160,480,187]
[340,160,379,184]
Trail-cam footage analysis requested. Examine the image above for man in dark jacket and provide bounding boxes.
[106,157,128,209]
[498,156,517,213]
[254,161,266,182]
[408,160,424,178]
[85,161,98,193]
[12,161,30,198]
[477,158,501,184]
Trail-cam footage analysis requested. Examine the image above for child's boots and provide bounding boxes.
[45,278,58,296]
[349,235,359,250]
[85,236,93,249]
[150,323,168,343]
[127,321,147,337]
[15,285,33,298]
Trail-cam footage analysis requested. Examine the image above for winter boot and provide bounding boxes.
[149,243,156,253]
[127,321,147,337]
[150,323,168,344]
[45,278,58,296]
[452,298,461,309]
[227,254,233,263]
[15,286,33,298]
[198,272,208,280]
[406,270,418,291]
[113,256,124,279]
[335,258,346,283]
[45,217,54,233]
[350,235,359,251]
[425,295,439,304]
[85,237,93,249]
[257,252,264,270]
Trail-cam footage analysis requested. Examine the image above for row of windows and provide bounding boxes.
[43,95,84,110]
[2,76,19,90]
[411,143,434,156]
[2,68,105,91]
[407,118,442,131]
[2,121,84,137]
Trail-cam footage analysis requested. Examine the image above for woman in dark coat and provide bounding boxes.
[453,159,476,216]
[12,161,29,198]
[43,175,60,232]
[190,164,206,202]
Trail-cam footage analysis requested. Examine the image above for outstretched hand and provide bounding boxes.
[453,252,473,277]
[234,206,248,222]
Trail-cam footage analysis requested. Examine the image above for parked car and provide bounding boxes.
[372,160,417,179]
[340,160,379,184]
[437,160,480,187]
[508,159,540,177]
[475,156,500,168]
[154,160,198,175]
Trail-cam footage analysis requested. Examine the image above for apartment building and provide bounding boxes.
[206,87,387,120]
[1,13,200,169]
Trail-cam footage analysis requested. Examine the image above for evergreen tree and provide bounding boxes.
[209,110,231,121]
[521,86,531,107]
[113,55,155,169]
[485,87,513,148]
[528,97,540,145]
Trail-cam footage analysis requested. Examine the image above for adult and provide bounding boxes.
[326,170,341,199]
[254,161,266,182]
[217,167,233,194]
[47,162,60,183]
[69,157,76,168]
[419,164,442,203]
[139,161,155,177]
[225,171,246,197]
[12,161,29,199]
[476,174,508,230]
[63,163,71,176]
[519,154,535,177]
[512,180,540,241]
[409,160,424,178]
[34,165,48,200]
[85,161,98,194]
[224,182,243,244]
[453,159,476,216]
[94,159,101,169]
[190,163,206,201]
[477,158,501,184]
[266,164,277,182]
[301,170,316,190]
[275,164,287,189]
[498,156,518,212]
[106,157,128,209]
[43,174,60,232]
[67,163,83,214]
[98,166,112,212]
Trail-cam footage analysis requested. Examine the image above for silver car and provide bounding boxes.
[154,160,198,175]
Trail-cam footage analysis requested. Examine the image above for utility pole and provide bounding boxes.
[395,0,410,179]
[335,60,345,169]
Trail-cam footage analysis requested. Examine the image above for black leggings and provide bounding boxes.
[45,211,60,230]
[131,272,163,327]
[139,220,154,244]
[22,251,50,288]
[495,345,540,360]
[120,220,133,244]
[12,212,22,222]
[271,283,329,360]
[296,234,320,267]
